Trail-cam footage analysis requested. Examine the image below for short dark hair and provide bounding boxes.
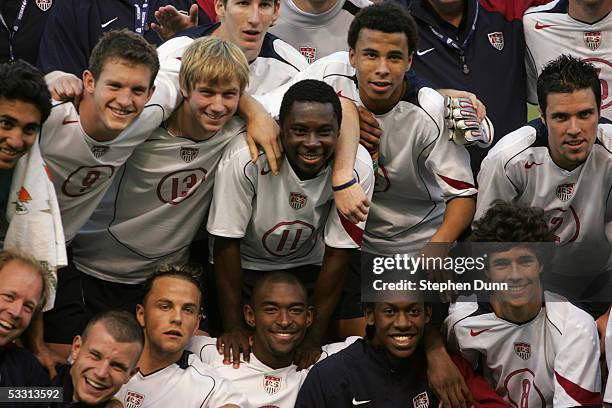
[470,201,554,263]
[537,54,601,115]
[82,310,144,349]
[0,61,51,123]
[279,79,342,129]
[141,263,203,309]
[348,3,418,54]
[89,29,159,87]
[249,272,308,307]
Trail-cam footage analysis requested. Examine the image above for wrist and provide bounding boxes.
[332,178,357,192]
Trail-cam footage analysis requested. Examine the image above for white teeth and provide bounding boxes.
[85,378,106,390]
[110,107,130,116]
[274,332,293,337]
[0,320,14,330]
[392,335,414,342]
[0,148,16,156]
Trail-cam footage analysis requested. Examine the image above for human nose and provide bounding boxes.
[4,130,25,151]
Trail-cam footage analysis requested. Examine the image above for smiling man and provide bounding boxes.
[208,79,373,368]
[114,265,247,408]
[188,272,359,408]
[445,201,602,407]
[0,250,50,389]
[295,290,505,407]
[51,310,144,407]
[0,61,51,243]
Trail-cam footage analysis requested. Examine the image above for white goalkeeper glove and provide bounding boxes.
[444,96,494,148]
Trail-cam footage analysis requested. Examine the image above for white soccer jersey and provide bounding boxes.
[605,310,612,403]
[39,71,180,242]
[476,121,612,244]
[258,52,476,256]
[115,351,248,408]
[524,1,612,120]
[269,0,371,63]
[207,135,374,270]
[71,118,245,283]
[444,291,602,407]
[187,336,359,408]
[156,25,308,95]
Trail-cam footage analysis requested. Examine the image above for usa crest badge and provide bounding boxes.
[555,183,575,202]
[125,391,145,408]
[91,145,109,159]
[413,391,430,408]
[488,32,504,51]
[584,31,602,51]
[180,147,199,163]
[14,186,32,215]
[35,0,52,11]
[289,192,307,210]
[263,374,281,395]
[514,342,531,360]
[299,46,317,64]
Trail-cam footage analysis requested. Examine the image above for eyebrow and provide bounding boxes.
[260,301,306,307]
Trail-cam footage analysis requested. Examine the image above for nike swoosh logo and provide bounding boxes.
[470,328,490,337]
[535,22,556,30]
[336,90,357,103]
[101,17,118,28]
[62,119,78,125]
[416,48,435,56]
[352,398,371,406]
[524,161,543,169]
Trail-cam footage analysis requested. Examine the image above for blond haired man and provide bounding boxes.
[0,249,50,388]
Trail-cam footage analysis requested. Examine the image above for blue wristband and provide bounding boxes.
[332,178,357,192]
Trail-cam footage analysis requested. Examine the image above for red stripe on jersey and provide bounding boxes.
[338,209,363,246]
[437,174,476,191]
[554,371,602,406]
[44,164,52,180]
[479,0,551,22]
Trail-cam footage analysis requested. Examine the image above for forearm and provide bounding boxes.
[213,237,245,330]
[309,247,351,342]
[332,98,360,185]
[238,92,268,123]
[431,197,475,243]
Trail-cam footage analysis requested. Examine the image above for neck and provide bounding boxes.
[213,25,260,62]
[569,0,612,23]
[252,341,294,369]
[79,95,120,142]
[490,294,542,324]
[137,343,183,375]
[360,80,406,115]
[292,0,337,14]
[166,101,214,141]
[427,0,464,27]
